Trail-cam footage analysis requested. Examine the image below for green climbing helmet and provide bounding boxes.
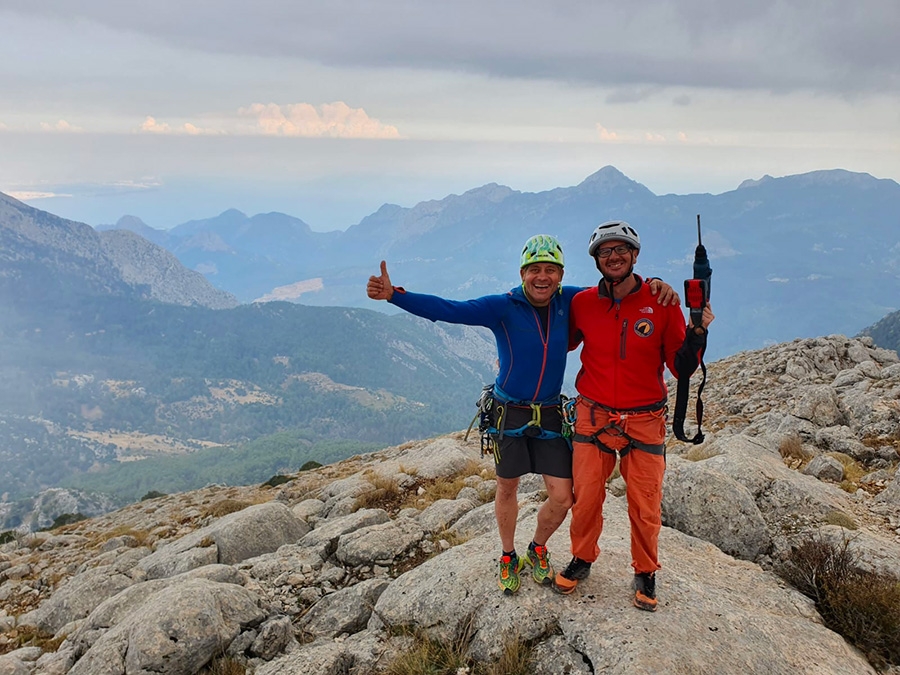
[520,234,565,269]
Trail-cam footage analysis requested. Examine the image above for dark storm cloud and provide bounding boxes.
[2,0,898,95]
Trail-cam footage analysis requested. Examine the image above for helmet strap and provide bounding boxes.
[597,260,635,290]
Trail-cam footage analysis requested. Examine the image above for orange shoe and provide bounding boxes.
[633,572,658,612]
[551,556,591,595]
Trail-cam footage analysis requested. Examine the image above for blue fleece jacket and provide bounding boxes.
[390,285,582,403]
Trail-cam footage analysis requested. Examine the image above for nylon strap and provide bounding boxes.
[672,352,707,445]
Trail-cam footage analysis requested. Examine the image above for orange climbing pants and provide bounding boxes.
[569,397,666,574]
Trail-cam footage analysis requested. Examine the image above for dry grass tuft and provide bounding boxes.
[202,499,251,519]
[381,610,534,675]
[0,626,65,656]
[682,444,720,462]
[784,535,900,669]
[355,472,404,513]
[198,655,247,675]
[94,525,153,548]
[778,433,810,469]
[824,510,858,530]
[827,452,867,493]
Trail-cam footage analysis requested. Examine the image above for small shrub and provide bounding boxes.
[261,474,292,488]
[202,499,250,519]
[299,460,322,472]
[784,535,900,669]
[141,490,167,501]
[0,530,16,545]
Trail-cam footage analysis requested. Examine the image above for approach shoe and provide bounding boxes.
[525,543,554,586]
[552,556,591,595]
[498,554,525,595]
[633,572,658,612]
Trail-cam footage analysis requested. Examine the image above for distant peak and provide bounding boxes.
[737,175,774,189]
[219,208,248,219]
[461,183,516,202]
[575,165,652,196]
[116,215,149,228]
[580,165,629,184]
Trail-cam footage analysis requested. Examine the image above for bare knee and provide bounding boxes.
[551,491,574,511]
[543,476,574,510]
[495,476,520,500]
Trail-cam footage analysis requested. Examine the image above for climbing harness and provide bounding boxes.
[465,384,570,462]
[572,396,667,458]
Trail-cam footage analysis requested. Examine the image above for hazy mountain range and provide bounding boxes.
[0,191,495,515]
[2,166,899,521]
[100,166,900,361]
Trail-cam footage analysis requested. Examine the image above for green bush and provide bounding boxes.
[261,474,292,488]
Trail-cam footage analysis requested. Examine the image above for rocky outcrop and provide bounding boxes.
[98,229,238,309]
[0,335,897,674]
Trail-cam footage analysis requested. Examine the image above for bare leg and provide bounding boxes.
[533,475,574,546]
[495,476,520,552]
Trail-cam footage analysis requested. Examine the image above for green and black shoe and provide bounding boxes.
[525,543,554,586]
[498,554,525,595]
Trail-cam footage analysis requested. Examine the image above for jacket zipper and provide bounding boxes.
[531,305,550,400]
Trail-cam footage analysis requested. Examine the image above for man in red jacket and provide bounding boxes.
[552,221,714,612]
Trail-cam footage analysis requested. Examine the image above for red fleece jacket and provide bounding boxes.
[569,278,705,410]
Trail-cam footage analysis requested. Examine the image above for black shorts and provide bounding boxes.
[492,400,572,480]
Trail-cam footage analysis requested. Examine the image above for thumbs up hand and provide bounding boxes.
[367,260,394,301]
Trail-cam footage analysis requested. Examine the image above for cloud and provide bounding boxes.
[0,121,7,131]
[239,101,400,139]
[39,120,82,132]
[12,2,897,97]
[8,191,72,200]
[139,117,223,135]
[140,116,171,133]
[596,124,619,142]
[644,132,666,143]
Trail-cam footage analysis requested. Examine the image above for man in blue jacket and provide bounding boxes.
[367,235,674,595]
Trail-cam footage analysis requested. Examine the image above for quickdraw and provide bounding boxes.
[561,395,577,439]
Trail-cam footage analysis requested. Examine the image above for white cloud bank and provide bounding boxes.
[139,116,222,135]
[137,103,399,139]
[239,102,400,139]
[39,120,82,132]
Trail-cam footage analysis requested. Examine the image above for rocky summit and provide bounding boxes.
[0,335,898,674]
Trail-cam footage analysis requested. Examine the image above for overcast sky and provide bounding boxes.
[1,0,897,231]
